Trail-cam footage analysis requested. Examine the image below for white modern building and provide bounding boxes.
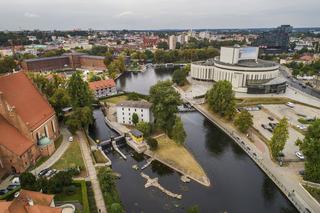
[169,35,177,50]
[190,45,287,94]
[116,101,153,125]
[89,79,117,98]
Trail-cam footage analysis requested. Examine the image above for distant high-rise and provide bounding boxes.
[254,25,293,53]
[169,35,177,50]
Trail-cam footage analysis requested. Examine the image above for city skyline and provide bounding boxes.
[0,0,319,30]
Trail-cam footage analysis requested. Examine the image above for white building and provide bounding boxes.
[168,35,177,50]
[190,45,287,94]
[89,79,117,98]
[116,101,153,125]
[177,34,187,45]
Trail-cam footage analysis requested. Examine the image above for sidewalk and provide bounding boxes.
[31,127,72,175]
[78,131,107,213]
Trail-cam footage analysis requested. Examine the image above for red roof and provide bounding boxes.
[0,72,55,130]
[0,115,34,156]
[89,79,116,90]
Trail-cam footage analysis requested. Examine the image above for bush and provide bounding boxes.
[147,138,158,150]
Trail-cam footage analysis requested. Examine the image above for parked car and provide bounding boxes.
[297,124,307,130]
[69,136,74,142]
[299,170,305,176]
[267,128,273,133]
[38,168,50,177]
[7,184,19,191]
[269,123,278,129]
[0,189,8,195]
[45,169,57,177]
[261,124,267,129]
[286,102,295,108]
[295,151,305,160]
[11,177,20,185]
[267,116,274,121]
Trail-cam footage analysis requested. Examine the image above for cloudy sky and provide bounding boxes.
[0,0,319,30]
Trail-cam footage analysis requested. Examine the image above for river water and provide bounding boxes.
[90,68,297,213]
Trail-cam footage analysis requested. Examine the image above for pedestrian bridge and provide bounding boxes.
[99,135,125,146]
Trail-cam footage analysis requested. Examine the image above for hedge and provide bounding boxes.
[0,186,21,200]
[73,180,90,213]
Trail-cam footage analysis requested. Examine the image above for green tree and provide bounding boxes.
[149,80,182,132]
[136,121,152,137]
[98,167,116,193]
[234,110,253,133]
[47,171,72,193]
[172,68,187,86]
[110,203,124,213]
[172,116,186,145]
[206,80,236,119]
[20,172,37,191]
[157,41,169,50]
[66,106,93,133]
[49,88,71,118]
[104,52,113,66]
[132,113,139,126]
[68,72,93,108]
[147,137,158,150]
[296,119,320,182]
[270,117,289,159]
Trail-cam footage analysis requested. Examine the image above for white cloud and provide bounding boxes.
[24,12,39,18]
[114,11,133,18]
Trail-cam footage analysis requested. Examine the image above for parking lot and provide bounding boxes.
[250,108,304,161]
[263,104,320,127]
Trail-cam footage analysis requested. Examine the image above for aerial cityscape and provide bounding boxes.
[1,0,320,213]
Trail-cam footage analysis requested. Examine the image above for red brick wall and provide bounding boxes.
[79,56,106,70]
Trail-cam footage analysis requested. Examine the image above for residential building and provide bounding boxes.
[0,72,59,176]
[0,189,62,213]
[168,35,177,50]
[116,101,153,125]
[88,79,117,98]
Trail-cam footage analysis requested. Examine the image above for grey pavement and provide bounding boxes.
[31,127,72,175]
[78,131,107,213]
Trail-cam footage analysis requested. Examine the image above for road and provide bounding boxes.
[280,66,320,99]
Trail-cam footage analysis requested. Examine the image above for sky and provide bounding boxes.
[0,0,319,30]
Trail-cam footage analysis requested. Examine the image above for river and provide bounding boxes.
[90,67,298,213]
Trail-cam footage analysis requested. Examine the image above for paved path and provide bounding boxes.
[78,131,107,213]
[31,127,71,175]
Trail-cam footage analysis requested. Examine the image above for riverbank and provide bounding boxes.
[193,103,320,213]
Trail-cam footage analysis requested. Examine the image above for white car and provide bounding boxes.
[68,136,74,142]
[296,124,307,130]
[45,169,57,177]
[295,151,305,160]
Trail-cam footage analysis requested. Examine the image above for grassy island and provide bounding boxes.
[147,134,210,187]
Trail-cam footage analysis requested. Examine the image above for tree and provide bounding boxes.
[136,122,152,137]
[206,80,236,119]
[296,119,320,182]
[47,171,72,193]
[49,88,71,118]
[270,117,289,159]
[98,167,116,193]
[157,41,169,50]
[171,116,186,145]
[147,137,158,151]
[68,72,93,108]
[234,110,253,133]
[132,113,139,126]
[20,172,37,191]
[149,80,182,132]
[104,52,113,66]
[172,68,187,86]
[66,106,93,133]
[110,203,124,213]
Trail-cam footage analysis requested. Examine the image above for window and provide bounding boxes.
[128,108,130,111]
[122,108,124,111]
[51,120,56,133]
[122,112,124,115]
[141,109,143,112]
[141,119,144,121]
[135,109,137,112]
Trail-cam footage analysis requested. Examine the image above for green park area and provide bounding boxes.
[102,95,128,104]
[152,134,209,186]
[52,138,86,177]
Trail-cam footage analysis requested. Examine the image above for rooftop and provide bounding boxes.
[88,79,116,90]
[193,58,278,68]
[0,72,55,130]
[116,100,152,109]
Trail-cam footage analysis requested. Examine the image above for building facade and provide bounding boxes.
[168,35,177,50]
[190,46,286,93]
[21,53,106,72]
[116,101,153,125]
[89,79,117,98]
[0,72,59,175]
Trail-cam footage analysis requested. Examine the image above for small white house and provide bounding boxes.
[116,101,153,125]
[89,79,117,98]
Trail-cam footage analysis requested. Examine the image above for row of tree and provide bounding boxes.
[286,60,320,76]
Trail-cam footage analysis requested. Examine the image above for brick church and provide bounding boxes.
[0,72,60,176]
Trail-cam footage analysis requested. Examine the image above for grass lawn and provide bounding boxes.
[92,150,107,164]
[54,135,64,149]
[236,97,293,107]
[54,184,82,202]
[153,134,207,183]
[102,95,128,104]
[304,185,320,203]
[52,138,86,176]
